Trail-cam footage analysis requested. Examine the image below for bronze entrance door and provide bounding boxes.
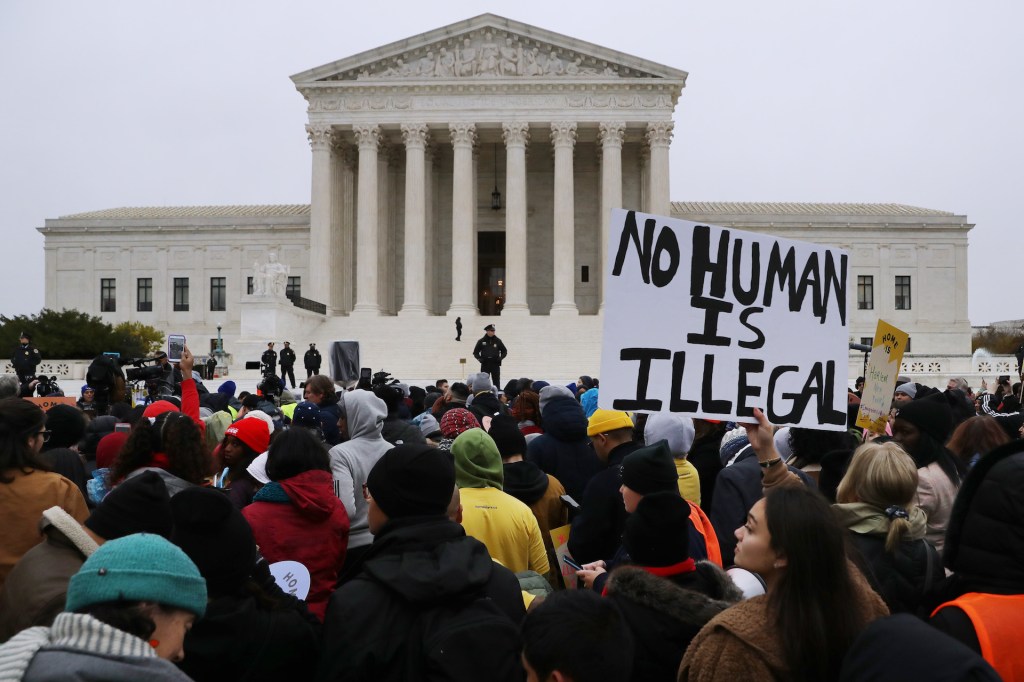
[477,231,505,315]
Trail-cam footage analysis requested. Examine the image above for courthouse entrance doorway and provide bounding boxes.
[477,232,505,316]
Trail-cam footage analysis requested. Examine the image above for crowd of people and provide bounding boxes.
[0,347,1020,681]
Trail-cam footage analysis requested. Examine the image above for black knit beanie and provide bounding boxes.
[487,415,527,460]
[621,440,678,494]
[366,444,454,519]
[85,470,173,540]
[45,404,87,450]
[896,396,953,444]
[622,492,690,566]
[170,487,257,596]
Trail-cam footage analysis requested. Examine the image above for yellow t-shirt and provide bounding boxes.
[459,487,550,575]
[676,458,701,506]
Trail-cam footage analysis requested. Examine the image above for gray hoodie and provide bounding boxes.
[327,390,391,550]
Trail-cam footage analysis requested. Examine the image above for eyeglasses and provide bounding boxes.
[362,483,372,502]
[37,430,51,443]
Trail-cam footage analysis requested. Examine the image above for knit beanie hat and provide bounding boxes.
[487,414,527,459]
[243,410,276,434]
[644,413,695,456]
[471,373,495,394]
[291,401,321,429]
[440,408,480,438]
[414,412,442,439]
[452,429,505,489]
[895,382,918,399]
[85,471,173,540]
[218,380,237,397]
[587,409,634,437]
[539,385,575,414]
[143,400,180,419]
[170,487,257,596]
[531,381,550,393]
[895,397,954,444]
[366,444,455,519]
[95,431,130,470]
[720,427,751,466]
[45,404,87,449]
[246,452,270,485]
[621,440,679,494]
[66,534,207,617]
[622,492,691,567]
[225,417,270,454]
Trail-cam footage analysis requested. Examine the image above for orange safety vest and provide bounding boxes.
[932,592,1024,680]
[687,501,722,567]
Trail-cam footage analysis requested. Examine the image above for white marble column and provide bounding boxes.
[306,123,334,307]
[448,122,477,315]
[550,121,578,315]
[502,122,530,315]
[400,123,430,315]
[646,121,674,218]
[330,141,355,315]
[351,124,381,316]
[599,121,626,311]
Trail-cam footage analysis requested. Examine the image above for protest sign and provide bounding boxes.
[26,396,77,412]
[268,560,311,600]
[855,320,909,433]
[599,209,849,430]
[548,524,577,590]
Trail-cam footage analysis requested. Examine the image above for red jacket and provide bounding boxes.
[242,469,349,621]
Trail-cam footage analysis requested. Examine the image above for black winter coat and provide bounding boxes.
[469,391,508,423]
[847,531,940,615]
[279,347,296,367]
[567,440,643,564]
[316,517,526,682]
[526,396,601,503]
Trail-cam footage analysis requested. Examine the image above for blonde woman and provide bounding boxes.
[834,441,940,614]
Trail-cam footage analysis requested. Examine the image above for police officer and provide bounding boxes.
[473,324,508,388]
[262,342,278,378]
[279,341,297,389]
[304,343,322,379]
[11,332,41,385]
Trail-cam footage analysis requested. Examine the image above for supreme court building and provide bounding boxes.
[39,15,973,380]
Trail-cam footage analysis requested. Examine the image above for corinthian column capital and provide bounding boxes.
[598,121,627,148]
[449,122,477,148]
[645,121,675,147]
[306,123,334,151]
[502,122,530,148]
[550,121,578,148]
[353,124,382,151]
[401,123,430,149]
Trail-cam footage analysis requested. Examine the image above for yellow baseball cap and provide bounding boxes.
[587,409,634,437]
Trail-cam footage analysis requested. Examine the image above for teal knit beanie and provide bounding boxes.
[66,533,208,617]
[452,428,504,490]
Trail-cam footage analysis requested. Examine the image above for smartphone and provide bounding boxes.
[560,494,580,510]
[114,423,131,434]
[168,335,186,363]
[561,555,584,572]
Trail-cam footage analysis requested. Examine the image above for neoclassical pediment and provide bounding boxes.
[291,14,688,86]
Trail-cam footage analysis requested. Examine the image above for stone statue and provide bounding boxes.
[416,51,436,77]
[478,33,500,76]
[457,38,476,77]
[499,38,519,76]
[252,252,290,298]
[435,47,456,77]
[543,50,565,76]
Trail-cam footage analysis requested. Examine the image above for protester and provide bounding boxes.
[437,406,479,451]
[109,411,209,496]
[215,417,270,508]
[0,534,206,678]
[303,375,343,445]
[945,415,1009,470]
[243,428,348,622]
[527,387,601,509]
[644,412,701,504]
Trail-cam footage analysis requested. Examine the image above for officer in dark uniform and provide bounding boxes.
[261,342,278,378]
[279,341,297,389]
[11,332,41,384]
[472,324,508,388]
[304,343,322,379]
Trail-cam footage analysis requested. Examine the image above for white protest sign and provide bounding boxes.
[599,209,849,430]
[269,560,311,600]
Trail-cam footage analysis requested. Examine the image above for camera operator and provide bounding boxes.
[152,351,182,397]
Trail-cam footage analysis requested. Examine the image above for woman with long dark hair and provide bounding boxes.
[109,411,210,495]
[680,409,888,682]
[0,398,89,588]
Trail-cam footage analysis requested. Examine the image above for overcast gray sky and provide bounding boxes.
[2,0,1020,325]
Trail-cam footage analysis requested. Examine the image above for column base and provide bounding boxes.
[447,304,478,316]
[549,302,579,316]
[398,304,430,317]
[500,302,531,316]
[350,303,382,317]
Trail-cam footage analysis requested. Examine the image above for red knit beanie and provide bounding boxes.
[225,418,271,454]
[96,431,130,469]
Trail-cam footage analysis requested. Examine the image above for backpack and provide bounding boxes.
[403,590,524,682]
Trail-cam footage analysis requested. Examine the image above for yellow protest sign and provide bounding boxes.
[855,320,909,432]
[548,524,577,590]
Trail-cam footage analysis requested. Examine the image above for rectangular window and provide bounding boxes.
[581,265,590,283]
[173,278,190,312]
[210,277,226,311]
[136,278,152,312]
[905,337,911,353]
[857,275,873,310]
[247,276,253,295]
[286,276,301,299]
[100,278,116,312]
[895,276,911,310]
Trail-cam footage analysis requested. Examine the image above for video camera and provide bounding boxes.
[34,375,61,397]
[244,360,283,400]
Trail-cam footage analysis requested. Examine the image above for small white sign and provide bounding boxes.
[599,209,849,430]
[268,560,311,600]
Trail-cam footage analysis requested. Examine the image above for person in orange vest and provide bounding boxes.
[930,439,1024,681]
